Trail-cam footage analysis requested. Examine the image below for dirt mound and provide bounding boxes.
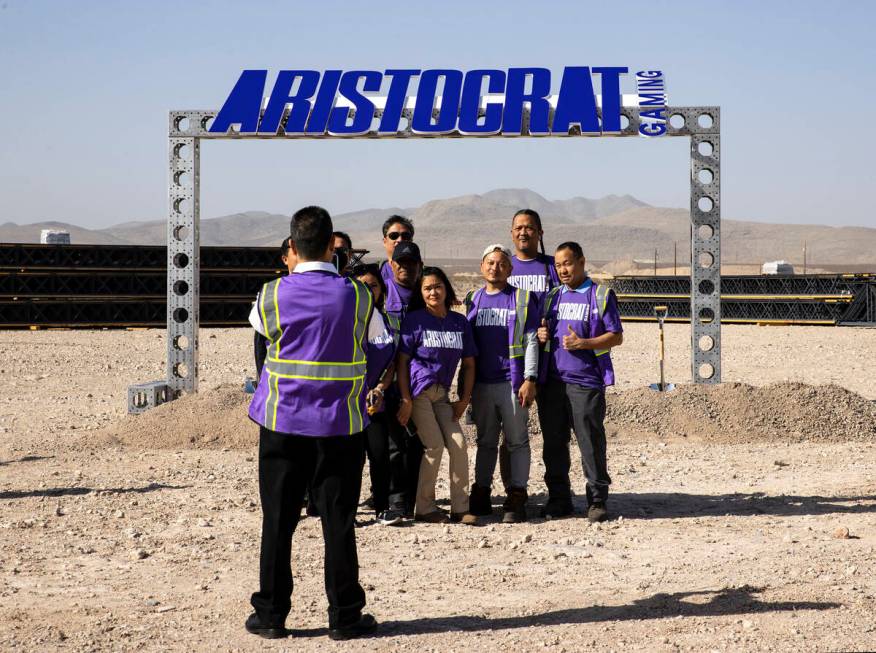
[606,382,876,443]
[94,383,257,449]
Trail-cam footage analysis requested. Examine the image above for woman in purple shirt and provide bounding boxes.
[396,267,478,525]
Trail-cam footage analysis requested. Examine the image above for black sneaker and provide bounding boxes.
[328,613,378,641]
[468,483,493,516]
[540,499,574,520]
[377,508,403,526]
[244,613,288,639]
[587,501,608,523]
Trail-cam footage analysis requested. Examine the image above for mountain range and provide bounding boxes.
[2,189,874,266]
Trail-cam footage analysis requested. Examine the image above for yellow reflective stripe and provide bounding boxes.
[595,349,610,357]
[272,280,281,338]
[263,369,280,431]
[265,357,366,380]
[259,279,283,342]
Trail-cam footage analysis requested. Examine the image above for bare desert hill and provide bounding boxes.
[2,189,874,266]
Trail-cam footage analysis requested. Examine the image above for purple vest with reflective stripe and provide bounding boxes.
[248,271,373,436]
[538,281,616,387]
[464,286,531,393]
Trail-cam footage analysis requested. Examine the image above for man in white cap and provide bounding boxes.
[463,244,540,522]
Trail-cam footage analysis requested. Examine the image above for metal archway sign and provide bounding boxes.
[128,67,720,413]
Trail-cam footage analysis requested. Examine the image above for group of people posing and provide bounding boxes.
[243,206,623,640]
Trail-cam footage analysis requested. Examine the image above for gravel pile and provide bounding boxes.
[95,383,256,449]
[606,382,876,443]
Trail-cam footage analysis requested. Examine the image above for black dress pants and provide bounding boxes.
[383,394,424,513]
[251,426,366,629]
[537,378,611,504]
[364,412,392,514]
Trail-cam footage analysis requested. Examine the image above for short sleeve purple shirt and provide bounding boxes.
[399,308,478,398]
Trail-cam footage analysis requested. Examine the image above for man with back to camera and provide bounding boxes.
[245,206,379,641]
[464,244,540,522]
[536,241,623,523]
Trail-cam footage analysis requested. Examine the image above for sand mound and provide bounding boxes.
[606,382,876,443]
[94,381,875,450]
[95,383,257,449]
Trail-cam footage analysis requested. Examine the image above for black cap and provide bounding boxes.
[392,241,422,263]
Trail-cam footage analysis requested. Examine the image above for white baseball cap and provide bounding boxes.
[482,243,512,260]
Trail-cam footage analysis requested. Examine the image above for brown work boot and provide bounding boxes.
[415,511,449,524]
[450,512,478,526]
[502,487,529,523]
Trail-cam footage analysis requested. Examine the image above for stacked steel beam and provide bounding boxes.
[602,274,876,325]
[1,243,874,327]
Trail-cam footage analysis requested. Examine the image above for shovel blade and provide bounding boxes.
[649,382,676,392]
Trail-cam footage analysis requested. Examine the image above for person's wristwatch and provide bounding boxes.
[525,375,537,383]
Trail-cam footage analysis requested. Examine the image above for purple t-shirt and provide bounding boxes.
[468,286,539,384]
[381,262,414,318]
[508,254,560,296]
[547,280,623,389]
[399,309,478,398]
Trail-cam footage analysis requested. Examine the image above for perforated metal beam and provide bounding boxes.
[127,102,722,412]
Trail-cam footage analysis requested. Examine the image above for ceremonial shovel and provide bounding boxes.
[649,305,675,392]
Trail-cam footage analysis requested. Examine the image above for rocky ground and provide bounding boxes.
[1,323,875,652]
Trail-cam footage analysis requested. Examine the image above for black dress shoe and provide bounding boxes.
[244,612,288,639]
[328,613,378,641]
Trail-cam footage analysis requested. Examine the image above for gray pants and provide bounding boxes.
[472,381,531,489]
[537,378,611,504]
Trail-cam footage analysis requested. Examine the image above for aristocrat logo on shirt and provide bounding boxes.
[422,330,464,349]
[369,329,394,345]
[557,302,590,322]
[476,308,509,327]
[508,275,548,293]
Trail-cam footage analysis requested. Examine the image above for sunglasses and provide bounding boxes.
[387,231,413,241]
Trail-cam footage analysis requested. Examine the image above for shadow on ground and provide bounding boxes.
[0,483,189,500]
[290,585,839,638]
[517,491,876,520]
[0,454,53,466]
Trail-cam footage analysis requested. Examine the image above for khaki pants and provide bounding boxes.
[411,384,470,515]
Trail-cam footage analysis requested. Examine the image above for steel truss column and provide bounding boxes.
[166,117,200,395]
[688,111,721,382]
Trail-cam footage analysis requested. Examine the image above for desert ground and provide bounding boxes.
[1,322,875,652]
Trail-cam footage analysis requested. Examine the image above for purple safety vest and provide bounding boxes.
[249,271,373,436]
[464,286,532,393]
[538,281,616,387]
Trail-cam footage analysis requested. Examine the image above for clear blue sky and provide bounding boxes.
[1,0,874,229]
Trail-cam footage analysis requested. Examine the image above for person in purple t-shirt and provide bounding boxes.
[376,215,424,519]
[351,263,404,527]
[465,244,540,523]
[536,241,624,524]
[508,209,561,298]
[493,208,560,493]
[396,267,478,525]
[378,215,419,326]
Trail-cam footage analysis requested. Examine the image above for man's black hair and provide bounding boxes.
[409,266,457,312]
[280,236,291,258]
[290,206,333,260]
[556,241,585,259]
[332,231,353,249]
[382,214,415,238]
